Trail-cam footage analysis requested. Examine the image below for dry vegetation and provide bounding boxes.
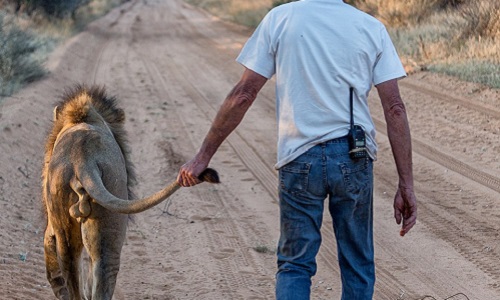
[0,0,128,98]
[0,12,47,97]
[187,0,500,88]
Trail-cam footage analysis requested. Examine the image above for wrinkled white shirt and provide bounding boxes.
[236,0,406,169]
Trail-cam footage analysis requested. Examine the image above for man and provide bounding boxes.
[177,0,417,299]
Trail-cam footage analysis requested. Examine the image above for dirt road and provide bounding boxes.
[1,0,499,299]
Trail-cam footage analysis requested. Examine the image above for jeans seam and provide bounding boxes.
[322,146,328,192]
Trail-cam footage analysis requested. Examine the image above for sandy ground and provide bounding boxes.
[1,0,499,299]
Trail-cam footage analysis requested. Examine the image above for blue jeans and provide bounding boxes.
[276,137,374,300]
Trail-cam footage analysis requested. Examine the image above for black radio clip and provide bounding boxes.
[348,87,368,159]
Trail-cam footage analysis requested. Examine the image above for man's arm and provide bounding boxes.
[177,68,268,187]
[376,79,417,236]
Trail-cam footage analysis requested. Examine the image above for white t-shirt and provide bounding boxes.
[236,0,406,169]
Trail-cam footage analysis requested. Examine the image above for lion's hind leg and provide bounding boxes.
[45,219,85,300]
[44,224,70,299]
[57,227,84,300]
[83,215,127,299]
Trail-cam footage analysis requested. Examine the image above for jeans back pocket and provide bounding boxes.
[339,158,372,194]
[279,161,311,195]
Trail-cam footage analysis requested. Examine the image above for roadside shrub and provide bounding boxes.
[0,13,47,97]
[0,0,126,98]
[452,0,500,39]
[38,0,86,18]
[8,0,88,18]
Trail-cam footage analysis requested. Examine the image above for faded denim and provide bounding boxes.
[276,137,374,300]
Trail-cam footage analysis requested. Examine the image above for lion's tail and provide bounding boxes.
[75,168,219,215]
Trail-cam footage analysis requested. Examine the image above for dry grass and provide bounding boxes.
[388,0,499,87]
[346,0,445,27]
[0,0,127,99]
[452,0,500,40]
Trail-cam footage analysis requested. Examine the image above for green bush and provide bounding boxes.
[0,13,47,97]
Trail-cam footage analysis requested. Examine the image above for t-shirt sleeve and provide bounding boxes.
[236,12,276,79]
[373,25,407,85]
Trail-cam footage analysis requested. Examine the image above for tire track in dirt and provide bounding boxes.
[373,118,500,194]
[399,81,500,120]
[191,185,275,300]
[118,53,187,299]
[150,66,274,299]
[91,0,140,84]
[91,36,112,84]
[134,36,275,297]
[376,170,500,289]
[373,115,500,285]
[108,0,140,28]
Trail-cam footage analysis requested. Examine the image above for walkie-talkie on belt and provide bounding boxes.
[348,87,368,159]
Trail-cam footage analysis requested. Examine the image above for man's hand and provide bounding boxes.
[394,186,417,236]
[177,157,209,187]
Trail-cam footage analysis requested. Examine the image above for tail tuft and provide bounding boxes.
[198,168,220,184]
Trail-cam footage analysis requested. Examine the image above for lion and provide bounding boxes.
[41,85,218,300]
